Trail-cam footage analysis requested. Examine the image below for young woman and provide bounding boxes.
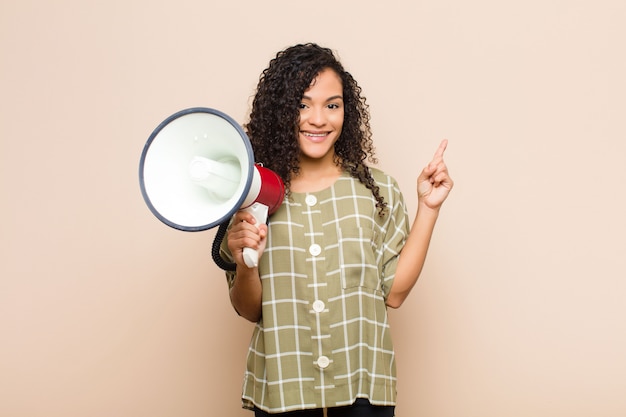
[223,43,453,416]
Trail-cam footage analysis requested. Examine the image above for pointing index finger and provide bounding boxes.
[433,139,448,160]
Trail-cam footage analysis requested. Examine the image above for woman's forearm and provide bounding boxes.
[229,267,263,322]
[386,204,440,308]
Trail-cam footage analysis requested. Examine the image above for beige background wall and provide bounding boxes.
[1,1,625,416]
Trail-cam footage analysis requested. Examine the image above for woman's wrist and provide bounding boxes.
[416,200,441,218]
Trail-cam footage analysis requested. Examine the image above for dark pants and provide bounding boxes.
[254,398,395,417]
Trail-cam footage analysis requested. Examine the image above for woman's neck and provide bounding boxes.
[289,160,343,193]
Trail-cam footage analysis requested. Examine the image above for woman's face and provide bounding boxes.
[297,68,344,165]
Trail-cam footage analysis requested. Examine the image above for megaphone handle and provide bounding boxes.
[242,203,269,268]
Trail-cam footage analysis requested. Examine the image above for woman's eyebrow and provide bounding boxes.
[301,94,344,101]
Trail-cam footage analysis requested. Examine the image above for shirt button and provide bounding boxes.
[312,300,325,312]
[305,195,317,206]
[309,244,321,256]
[317,356,330,369]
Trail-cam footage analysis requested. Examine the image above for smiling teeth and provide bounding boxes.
[304,133,326,137]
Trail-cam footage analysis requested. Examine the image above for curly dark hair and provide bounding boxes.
[245,43,387,214]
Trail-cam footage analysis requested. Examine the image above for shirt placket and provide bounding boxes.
[303,193,333,405]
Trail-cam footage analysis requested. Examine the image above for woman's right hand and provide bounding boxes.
[227,210,268,268]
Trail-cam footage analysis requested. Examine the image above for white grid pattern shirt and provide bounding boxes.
[224,168,409,413]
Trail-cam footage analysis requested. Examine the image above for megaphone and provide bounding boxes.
[139,107,285,270]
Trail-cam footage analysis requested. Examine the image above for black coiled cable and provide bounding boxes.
[211,221,236,271]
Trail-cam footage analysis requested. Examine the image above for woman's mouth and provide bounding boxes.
[301,131,329,142]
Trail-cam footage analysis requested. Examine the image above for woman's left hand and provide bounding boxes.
[417,139,454,209]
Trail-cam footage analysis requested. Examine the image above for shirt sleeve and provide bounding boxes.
[379,176,410,299]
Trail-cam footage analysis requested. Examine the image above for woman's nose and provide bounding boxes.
[307,107,326,126]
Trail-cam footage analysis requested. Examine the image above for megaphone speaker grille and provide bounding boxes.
[139,107,254,231]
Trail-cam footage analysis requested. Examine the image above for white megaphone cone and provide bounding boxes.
[138,107,285,270]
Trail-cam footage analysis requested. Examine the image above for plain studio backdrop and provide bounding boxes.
[1,1,625,416]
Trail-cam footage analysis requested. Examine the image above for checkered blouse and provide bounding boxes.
[224,167,410,413]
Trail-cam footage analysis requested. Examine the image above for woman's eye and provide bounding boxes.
[299,103,308,109]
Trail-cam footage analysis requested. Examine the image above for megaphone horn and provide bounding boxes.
[138,107,285,270]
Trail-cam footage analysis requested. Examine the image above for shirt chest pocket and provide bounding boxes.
[338,228,381,291]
